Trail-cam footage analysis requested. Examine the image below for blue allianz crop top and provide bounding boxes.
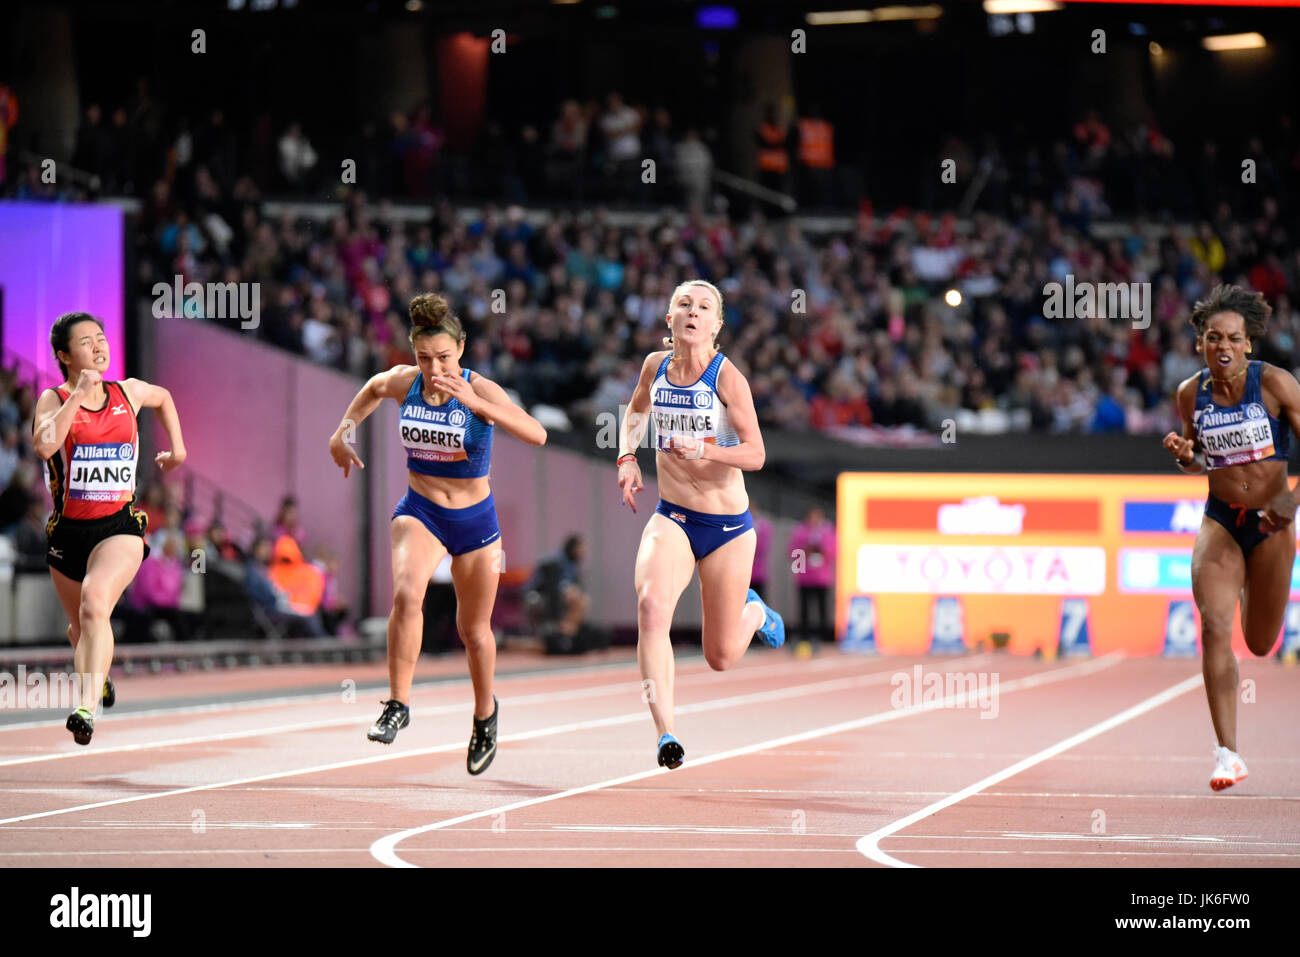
[398,370,493,479]
[1193,362,1291,470]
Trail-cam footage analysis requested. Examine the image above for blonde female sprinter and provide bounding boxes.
[616,279,784,769]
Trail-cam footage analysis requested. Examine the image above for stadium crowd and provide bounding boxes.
[5,86,1298,441]
[4,86,1300,636]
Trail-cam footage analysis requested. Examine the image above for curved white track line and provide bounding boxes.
[370,654,1121,867]
[855,673,1204,868]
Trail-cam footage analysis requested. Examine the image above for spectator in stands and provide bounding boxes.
[599,91,642,196]
[676,130,713,211]
[128,533,190,642]
[278,122,318,190]
[274,495,304,545]
[0,460,38,534]
[796,104,835,206]
[205,519,244,563]
[148,503,186,556]
[548,99,588,198]
[268,534,326,636]
[310,545,349,636]
[755,103,792,204]
[13,499,47,573]
[526,534,596,654]
[244,534,324,638]
[0,426,19,489]
[789,507,836,650]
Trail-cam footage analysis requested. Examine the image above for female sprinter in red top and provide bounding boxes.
[617,279,785,769]
[1163,284,1300,790]
[329,294,546,775]
[32,312,187,745]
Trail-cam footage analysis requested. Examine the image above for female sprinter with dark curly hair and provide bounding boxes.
[1163,284,1299,790]
[329,294,546,775]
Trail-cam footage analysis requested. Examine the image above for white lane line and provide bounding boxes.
[895,849,1300,858]
[0,656,914,768]
[855,673,1204,868]
[0,846,864,857]
[0,648,863,734]
[0,655,976,826]
[369,654,1123,867]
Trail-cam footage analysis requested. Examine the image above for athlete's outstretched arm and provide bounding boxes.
[678,359,766,471]
[437,372,547,446]
[329,365,418,477]
[1163,374,1204,474]
[122,378,188,472]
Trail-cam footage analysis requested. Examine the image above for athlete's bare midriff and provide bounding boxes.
[656,451,749,515]
[1206,460,1289,510]
[407,471,491,509]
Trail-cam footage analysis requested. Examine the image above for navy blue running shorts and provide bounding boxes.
[392,488,501,556]
[656,498,754,560]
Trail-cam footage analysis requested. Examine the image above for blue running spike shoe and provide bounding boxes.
[747,588,785,648]
[657,732,684,769]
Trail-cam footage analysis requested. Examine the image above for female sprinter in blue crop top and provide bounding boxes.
[329,294,546,775]
[1163,284,1300,793]
[616,279,785,771]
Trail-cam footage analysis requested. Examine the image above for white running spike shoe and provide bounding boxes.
[1210,746,1248,791]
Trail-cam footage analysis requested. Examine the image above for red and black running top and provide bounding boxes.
[44,381,141,530]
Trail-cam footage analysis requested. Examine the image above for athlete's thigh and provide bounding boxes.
[390,515,446,593]
[49,567,83,628]
[1191,518,1245,628]
[696,528,757,645]
[634,512,696,605]
[1243,527,1295,647]
[81,535,145,607]
[449,543,502,627]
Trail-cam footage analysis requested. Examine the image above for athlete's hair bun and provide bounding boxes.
[408,294,466,344]
[410,294,451,329]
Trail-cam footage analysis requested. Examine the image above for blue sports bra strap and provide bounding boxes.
[656,354,672,378]
[462,369,472,382]
[1246,360,1262,400]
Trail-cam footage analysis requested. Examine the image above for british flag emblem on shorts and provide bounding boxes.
[670,512,686,523]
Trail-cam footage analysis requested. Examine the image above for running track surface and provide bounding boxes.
[1,647,1296,867]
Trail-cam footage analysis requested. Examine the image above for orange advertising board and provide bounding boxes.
[836,473,1300,656]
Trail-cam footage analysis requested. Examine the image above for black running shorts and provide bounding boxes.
[46,505,150,583]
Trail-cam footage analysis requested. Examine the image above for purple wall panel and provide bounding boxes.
[0,202,124,382]
[153,319,365,611]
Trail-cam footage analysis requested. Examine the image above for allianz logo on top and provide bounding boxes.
[1122,500,1206,534]
[937,497,1026,536]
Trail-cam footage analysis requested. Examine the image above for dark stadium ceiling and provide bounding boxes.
[37,0,1300,37]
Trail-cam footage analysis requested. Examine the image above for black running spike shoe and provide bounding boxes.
[102,676,116,709]
[467,697,498,775]
[367,699,409,744]
[66,707,94,746]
